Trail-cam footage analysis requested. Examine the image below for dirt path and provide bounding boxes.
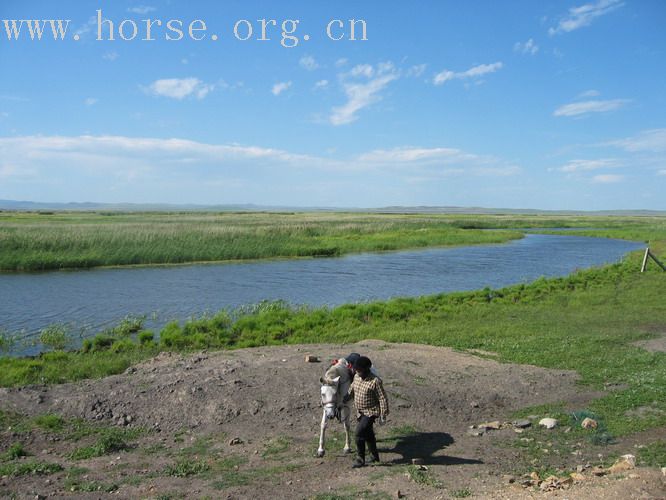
[1,341,664,499]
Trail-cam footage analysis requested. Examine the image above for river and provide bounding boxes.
[0,233,642,352]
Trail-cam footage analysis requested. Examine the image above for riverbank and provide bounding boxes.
[0,212,524,271]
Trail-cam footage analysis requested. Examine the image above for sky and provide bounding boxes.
[0,0,665,210]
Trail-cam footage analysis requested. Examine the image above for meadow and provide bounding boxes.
[0,213,665,448]
[0,211,526,271]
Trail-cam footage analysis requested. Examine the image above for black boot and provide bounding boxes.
[367,438,380,464]
[353,438,366,468]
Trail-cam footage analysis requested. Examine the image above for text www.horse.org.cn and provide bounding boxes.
[92,10,368,47]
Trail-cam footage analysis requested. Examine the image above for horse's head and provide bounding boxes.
[320,375,341,420]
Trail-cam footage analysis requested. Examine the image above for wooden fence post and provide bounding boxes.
[641,247,666,272]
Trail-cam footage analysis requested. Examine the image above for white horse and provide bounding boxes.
[317,358,353,457]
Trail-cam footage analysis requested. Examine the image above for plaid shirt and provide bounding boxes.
[348,373,389,419]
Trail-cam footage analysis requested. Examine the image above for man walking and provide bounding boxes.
[347,356,389,468]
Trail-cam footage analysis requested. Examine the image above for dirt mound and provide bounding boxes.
[2,341,664,499]
[3,341,596,436]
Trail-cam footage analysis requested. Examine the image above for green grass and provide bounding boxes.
[69,427,141,460]
[261,435,292,457]
[164,458,211,477]
[637,441,666,467]
[0,211,523,271]
[0,460,63,476]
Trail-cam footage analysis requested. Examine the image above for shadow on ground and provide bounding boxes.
[381,431,483,466]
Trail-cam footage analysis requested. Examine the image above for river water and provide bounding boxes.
[0,234,642,350]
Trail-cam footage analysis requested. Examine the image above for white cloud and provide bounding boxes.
[549,0,624,35]
[271,81,292,96]
[592,174,623,183]
[329,63,399,126]
[102,51,119,61]
[609,129,666,153]
[406,64,427,78]
[350,64,375,78]
[84,97,98,106]
[514,39,539,55]
[355,147,521,177]
[335,58,348,67]
[145,78,214,100]
[314,80,329,89]
[578,89,600,98]
[433,62,503,86]
[553,98,629,117]
[127,5,156,14]
[74,16,97,37]
[558,158,619,172]
[657,170,666,176]
[299,55,319,71]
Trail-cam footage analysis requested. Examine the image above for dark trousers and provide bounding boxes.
[355,415,378,460]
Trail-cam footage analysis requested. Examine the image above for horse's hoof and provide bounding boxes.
[317,450,325,458]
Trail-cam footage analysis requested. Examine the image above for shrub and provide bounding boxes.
[39,324,70,351]
[138,330,154,345]
[4,442,28,460]
[110,339,136,353]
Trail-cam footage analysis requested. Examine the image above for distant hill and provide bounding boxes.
[0,199,664,216]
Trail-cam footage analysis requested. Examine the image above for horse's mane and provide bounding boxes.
[322,358,352,385]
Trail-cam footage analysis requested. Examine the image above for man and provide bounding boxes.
[346,356,389,468]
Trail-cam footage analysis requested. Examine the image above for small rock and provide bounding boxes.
[479,420,501,430]
[228,437,244,445]
[609,454,635,474]
[513,419,532,429]
[628,473,640,479]
[581,417,598,429]
[503,474,516,484]
[411,458,424,465]
[396,490,404,499]
[467,428,485,437]
[514,428,524,434]
[661,466,666,476]
[538,417,558,429]
[570,472,586,482]
[576,464,585,473]
[304,355,319,363]
[470,401,480,408]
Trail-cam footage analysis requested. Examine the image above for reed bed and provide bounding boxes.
[0,212,524,271]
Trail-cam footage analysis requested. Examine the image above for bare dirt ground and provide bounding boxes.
[1,340,664,499]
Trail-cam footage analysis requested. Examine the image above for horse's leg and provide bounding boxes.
[342,406,352,454]
[317,410,327,457]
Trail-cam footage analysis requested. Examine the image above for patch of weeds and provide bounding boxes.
[406,464,442,488]
[141,442,168,455]
[33,413,66,433]
[311,489,392,500]
[39,324,71,351]
[164,458,211,477]
[69,428,131,460]
[64,478,119,493]
[65,466,89,478]
[173,428,187,443]
[570,409,616,445]
[413,375,426,385]
[637,441,666,467]
[0,460,63,476]
[179,435,213,457]
[451,489,472,498]
[3,443,28,460]
[261,435,292,457]
[155,494,185,500]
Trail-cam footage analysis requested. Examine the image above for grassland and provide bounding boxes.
[1,214,665,447]
[0,211,525,271]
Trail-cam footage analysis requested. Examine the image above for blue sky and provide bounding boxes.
[0,0,664,210]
